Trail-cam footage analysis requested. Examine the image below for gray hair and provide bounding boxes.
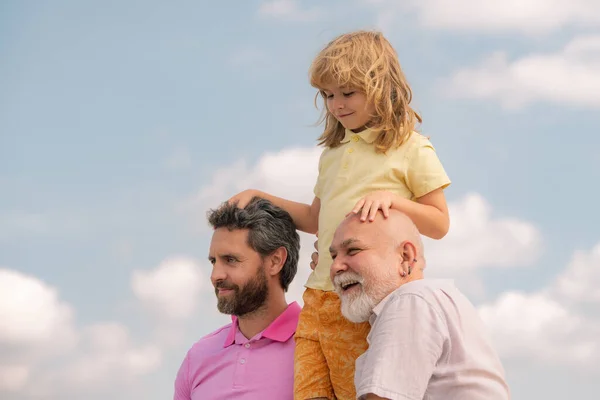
[206,197,300,291]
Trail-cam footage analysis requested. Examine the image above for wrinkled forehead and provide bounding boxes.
[332,216,373,247]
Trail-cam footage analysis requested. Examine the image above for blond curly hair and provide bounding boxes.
[309,30,422,153]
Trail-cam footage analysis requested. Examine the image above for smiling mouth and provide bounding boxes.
[338,112,354,118]
[340,281,360,292]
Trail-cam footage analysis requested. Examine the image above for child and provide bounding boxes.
[228,30,451,400]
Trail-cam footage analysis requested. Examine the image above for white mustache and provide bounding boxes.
[333,271,364,290]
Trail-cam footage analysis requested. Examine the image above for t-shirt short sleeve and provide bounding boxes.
[404,134,451,198]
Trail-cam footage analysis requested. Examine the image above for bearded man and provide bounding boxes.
[328,210,510,400]
[174,197,301,400]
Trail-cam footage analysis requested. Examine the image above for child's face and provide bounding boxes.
[322,84,374,132]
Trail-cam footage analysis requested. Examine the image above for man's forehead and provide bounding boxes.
[331,236,363,249]
[332,218,382,246]
[209,228,250,251]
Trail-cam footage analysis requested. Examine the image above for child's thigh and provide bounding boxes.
[294,288,335,400]
[320,293,370,400]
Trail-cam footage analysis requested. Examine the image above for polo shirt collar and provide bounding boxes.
[223,301,301,347]
[340,127,378,144]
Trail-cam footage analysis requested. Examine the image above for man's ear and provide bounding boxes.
[396,240,417,276]
[266,247,287,277]
[400,241,417,263]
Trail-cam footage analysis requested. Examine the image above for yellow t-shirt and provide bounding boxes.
[307,128,451,291]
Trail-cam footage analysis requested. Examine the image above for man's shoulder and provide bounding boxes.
[394,279,456,299]
[381,280,466,316]
[186,323,233,357]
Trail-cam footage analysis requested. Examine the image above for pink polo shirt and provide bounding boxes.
[173,302,301,400]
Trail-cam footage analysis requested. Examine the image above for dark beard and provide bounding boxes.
[214,264,269,317]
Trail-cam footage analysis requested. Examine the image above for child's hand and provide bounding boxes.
[349,190,395,221]
[228,189,260,208]
[309,232,318,270]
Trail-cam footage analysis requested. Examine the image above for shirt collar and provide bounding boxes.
[223,301,301,347]
[369,290,395,326]
[340,128,379,144]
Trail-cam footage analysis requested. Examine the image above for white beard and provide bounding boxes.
[340,288,377,323]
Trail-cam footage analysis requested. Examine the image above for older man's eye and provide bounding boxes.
[347,248,360,255]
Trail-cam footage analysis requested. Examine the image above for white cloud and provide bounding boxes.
[479,291,600,366]
[0,365,29,392]
[181,147,320,226]
[424,193,542,273]
[57,322,162,388]
[131,257,205,321]
[443,35,600,109]
[0,269,77,349]
[553,242,600,304]
[0,268,164,399]
[258,0,323,22]
[478,241,600,367]
[368,0,600,35]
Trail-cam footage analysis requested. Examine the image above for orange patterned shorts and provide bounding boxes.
[293,288,371,400]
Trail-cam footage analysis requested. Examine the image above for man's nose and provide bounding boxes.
[210,263,226,286]
[330,257,347,279]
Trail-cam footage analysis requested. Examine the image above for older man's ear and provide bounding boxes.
[397,240,418,277]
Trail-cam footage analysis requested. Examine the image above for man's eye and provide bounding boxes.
[225,257,236,263]
[347,248,360,255]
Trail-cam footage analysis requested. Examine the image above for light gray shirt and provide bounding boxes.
[355,279,510,400]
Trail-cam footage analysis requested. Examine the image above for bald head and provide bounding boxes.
[336,210,424,260]
[329,209,426,322]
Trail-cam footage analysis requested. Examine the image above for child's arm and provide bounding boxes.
[350,188,449,239]
[228,189,320,234]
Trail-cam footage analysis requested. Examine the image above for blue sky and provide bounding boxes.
[1,1,599,399]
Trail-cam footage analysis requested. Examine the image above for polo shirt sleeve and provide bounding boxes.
[355,294,448,400]
[173,351,192,400]
[403,134,451,198]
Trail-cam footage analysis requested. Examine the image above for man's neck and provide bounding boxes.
[399,271,424,287]
[237,292,288,339]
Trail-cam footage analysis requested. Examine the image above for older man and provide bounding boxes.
[328,210,510,400]
[174,197,301,399]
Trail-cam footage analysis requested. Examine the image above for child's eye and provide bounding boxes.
[321,91,333,99]
[343,92,355,97]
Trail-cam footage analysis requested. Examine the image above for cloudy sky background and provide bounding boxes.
[1,0,599,399]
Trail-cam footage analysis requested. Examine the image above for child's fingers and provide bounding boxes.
[368,202,379,221]
[352,199,365,214]
[313,239,318,250]
[361,201,374,221]
[382,204,390,218]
